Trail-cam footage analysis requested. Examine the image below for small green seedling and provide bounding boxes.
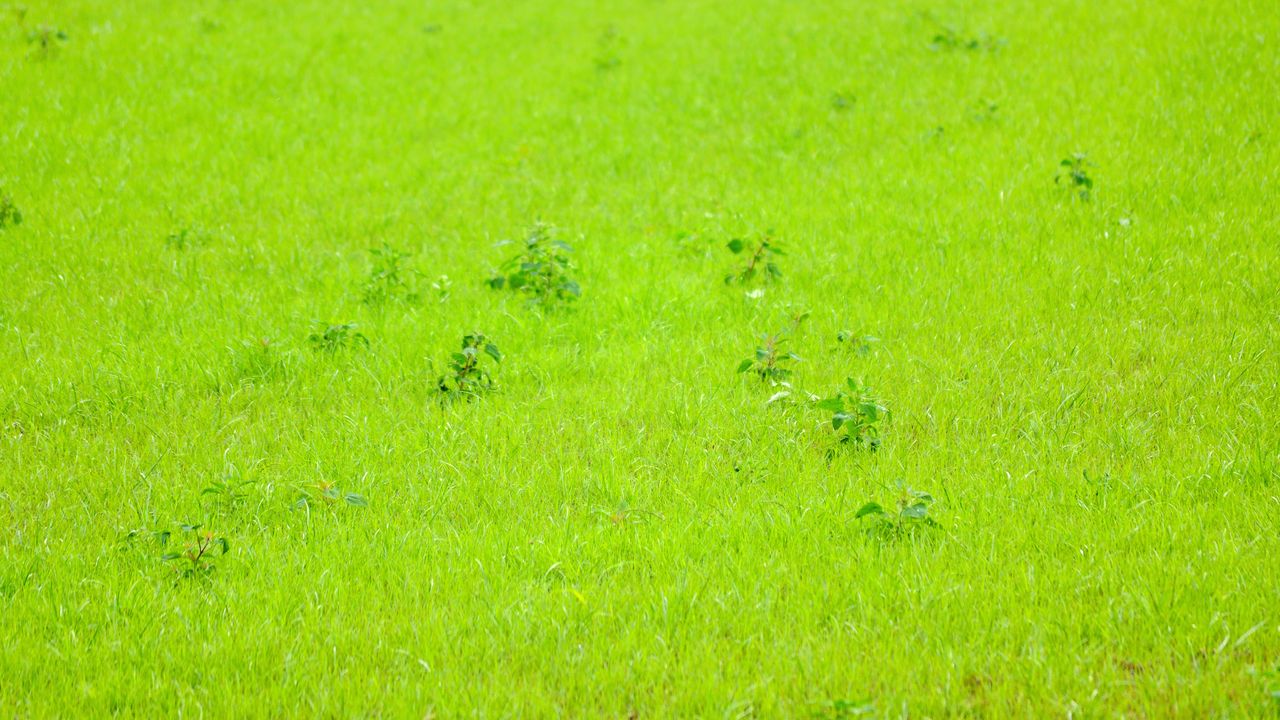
[1056,153,1094,200]
[738,333,800,382]
[487,223,581,305]
[430,274,452,303]
[830,92,856,112]
[816,378,888,450]
[201,467,254,513]
[226,337,291,385]
[436,332,502,398]
[738,311,810,382]
[0,194,20,229]
[361,242,420,305]
[725,235,784,285]
[308,322,369,353]
[294,480,368,510]
[164,227,208,250]
[855,485,939,540]
[815,698,877,719]
[835,331,878,357]
[930,26,1004,52]
[161,524,230,579]
[595,25,622,71]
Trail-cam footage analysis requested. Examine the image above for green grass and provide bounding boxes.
[2,0,1279,716]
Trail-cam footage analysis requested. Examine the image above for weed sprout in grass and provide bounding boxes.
[202,467,254,513]
[835,330,878,357]
[308,323,369,353]
[0,193,21,229]
[487,223,581,306]
[929,26,1005,52]
[164,226,213,251]
[738,311,810,383]
[830,92,856,111]
[855,485,940,541]
[1056,153,1095,200]
[436,332,502,399]
[295,481,368,510]
[725,234,784,286]
[161,524,230,579]
[816,378,888,450]
[362,242,420,305]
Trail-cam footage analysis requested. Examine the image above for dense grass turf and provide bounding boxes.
[2,0,1279,715]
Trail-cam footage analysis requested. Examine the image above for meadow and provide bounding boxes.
[2,0,1279,716]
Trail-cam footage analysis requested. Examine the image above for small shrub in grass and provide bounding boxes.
[26,24,69,56]
[294,480,368,510]
[930,26,1005,52]
[361,242,420,305]
[435,332,502,399]
[201,466,254,513]
[487,223,581,306]
[164,226,215,251]
[0,194,21,229]
[813,698,876,719]
[160,524,230,579]
[308,322,368,353]
[1056,153,1094,200]
[855,485,939,540]
[816,378,888,450]
[738,311,809,382]
[830,92,856,112]
[430,274,452,303]
[725,234,784,285]
[594,25,622,71]
[835,331,877,357]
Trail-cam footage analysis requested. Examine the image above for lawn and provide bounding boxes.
[2,0,1278,716]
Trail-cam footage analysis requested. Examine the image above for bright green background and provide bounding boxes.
[2,0,1278,716]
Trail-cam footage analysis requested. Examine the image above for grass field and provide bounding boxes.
[2,0,1279,716]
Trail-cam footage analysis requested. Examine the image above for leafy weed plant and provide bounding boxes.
[161,524,231,579]
[835,331,878,357]
[816,378,888,450]
[738,311,810,382]
[308,323,369,353]
[1056,153,1095,200]
[361,242,420,305]
[855,485,940,540]
[0,193,21,229]
[488,224,581,306]
[294,480,368,510]
[436,332,502,399]
[725,234,784,285]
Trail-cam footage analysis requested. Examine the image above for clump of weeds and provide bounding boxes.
[830,92,856,112]
[835,331,878,357]
[430,274,452,303]
[308,323,369,353]
[294,480,368,510]
[816,378,888,450]
[164,226,215,251]
[0,192,21,229]
[435,332,502,399]
[725,234,784,286]
[738,310,810,384]
[594,25,622,71]
[855,484,940,540]
[1056,153,1095,200]
[487,223,581,306]
[26,24,69,58]
[201,465,255,514]
[160,524,231,580]
[929,25,1005,52]
[225,337,292,386]
[361,242,420,305]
